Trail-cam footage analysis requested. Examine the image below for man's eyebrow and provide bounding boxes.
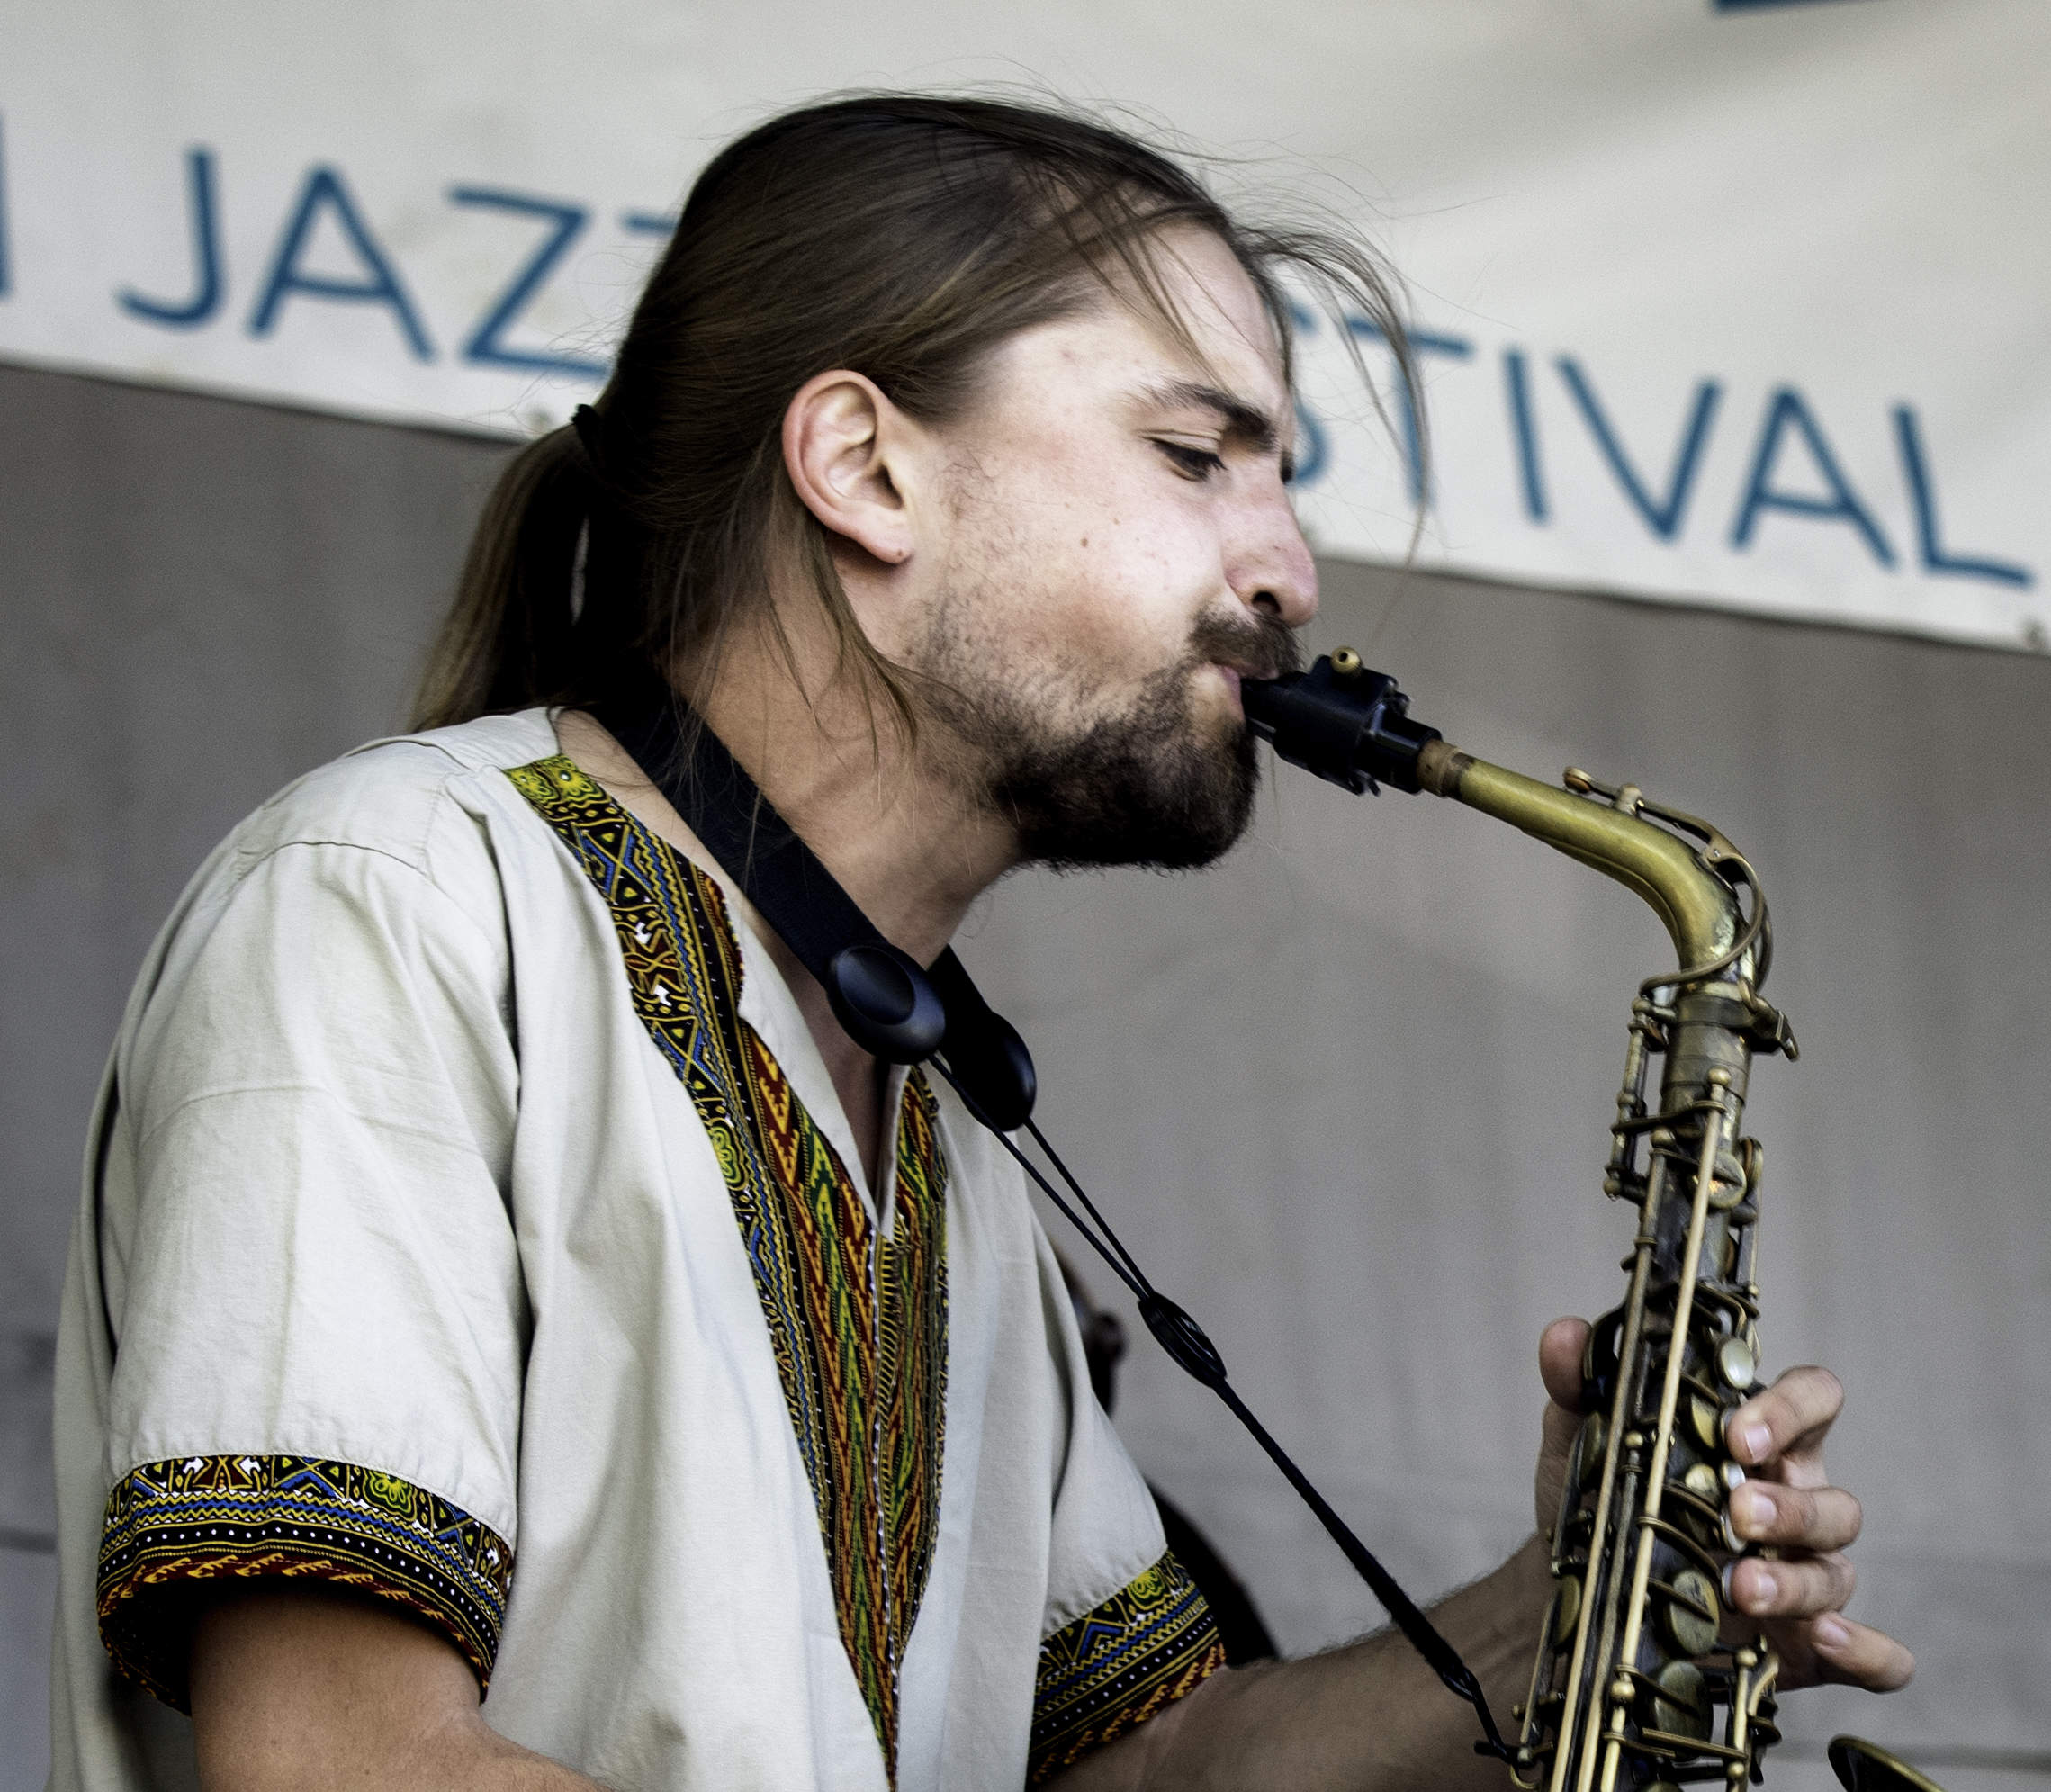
[1142,380,1281,455]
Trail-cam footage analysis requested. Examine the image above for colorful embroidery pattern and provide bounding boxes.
[1028,1552,1226,1784]
[878,1076,949,1647]
[97,1453,512,1710]
[510,754,949,1780]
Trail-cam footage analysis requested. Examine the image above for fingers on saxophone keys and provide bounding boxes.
[1727,1479,1863,1551]
[1724,1549,1856,1619]
[1727,1364,1846,1466]
[1807,1613,1917,1694]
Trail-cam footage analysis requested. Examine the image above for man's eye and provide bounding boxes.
[1154,439,1226,480]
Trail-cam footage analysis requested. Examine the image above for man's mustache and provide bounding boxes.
[1186,608,1303,684]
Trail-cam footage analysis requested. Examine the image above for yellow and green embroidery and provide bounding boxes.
[1028,1550,1226,1783]
[510,754,948,1779]
[97,1453,512,1711]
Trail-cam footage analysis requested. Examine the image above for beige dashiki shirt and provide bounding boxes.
[49,708,1223,1792]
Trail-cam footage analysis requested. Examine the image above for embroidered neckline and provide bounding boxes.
[509,754,948,1780]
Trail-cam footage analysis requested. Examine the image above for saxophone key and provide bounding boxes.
[1651,1659,1714,1744]
[1654,1567,1722,1656]
[1707,1147,1749,1208]
[1574,1409,1609,1488]
[1688,1392,1724,1453]
[1681,1461,1722,1505]
[1551,1572,1583,1647]
[1715,1334,1757,1391]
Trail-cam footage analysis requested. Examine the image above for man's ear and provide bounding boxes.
[781,370,922,566]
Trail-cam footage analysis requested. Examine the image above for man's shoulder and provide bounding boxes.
[229,709,561,880]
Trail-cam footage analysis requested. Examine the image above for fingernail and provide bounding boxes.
[1814,1614,1849,1651]
[1741,1486,1776,1535]
[1750,1569,1777,1609]
[1741,1422,1772,1463]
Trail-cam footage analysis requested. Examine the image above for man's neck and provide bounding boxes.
[553,640,1015,1196]
[690,627,1017,964]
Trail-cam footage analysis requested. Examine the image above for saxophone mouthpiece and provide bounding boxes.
[1240,650,1444,795]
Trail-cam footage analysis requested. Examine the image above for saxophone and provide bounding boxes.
[1408,734,1797,1792]
[1246,650,1940,1792]
[1248,650,1797,1790]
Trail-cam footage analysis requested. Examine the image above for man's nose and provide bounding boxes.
[1230,487,1319,628]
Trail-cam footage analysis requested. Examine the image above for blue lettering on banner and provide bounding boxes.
[1891,405,2032,588]
[119,148,224,329]
[1282,303,1330,488]
[1290,401,1328,487]
[1557,357,1722,543]
[1503,348,1546,522]
[1345,316,1473,504]
[8,119,2025,611]
[248,166,434,361]
[448,186,607,378]
[1730,386,1894,566]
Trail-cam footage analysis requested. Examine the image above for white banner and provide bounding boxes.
[3,0,2045,652]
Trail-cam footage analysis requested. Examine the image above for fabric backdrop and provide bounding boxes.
[2,0,2048,651]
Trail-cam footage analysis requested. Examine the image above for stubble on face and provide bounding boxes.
[910,588,1301,872]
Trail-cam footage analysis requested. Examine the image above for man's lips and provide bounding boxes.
[1213,663,1245,718]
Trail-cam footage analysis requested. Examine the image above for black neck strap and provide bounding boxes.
[587,683,1510,1764]
[593,687,1038,1131]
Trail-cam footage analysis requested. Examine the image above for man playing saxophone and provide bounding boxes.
[51,94,1912,1792]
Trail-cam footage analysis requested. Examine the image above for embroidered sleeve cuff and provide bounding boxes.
[96,1454,514,1711]
[1028,1550,1226,1784]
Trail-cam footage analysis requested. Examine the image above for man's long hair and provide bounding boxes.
[411,93,1415,736]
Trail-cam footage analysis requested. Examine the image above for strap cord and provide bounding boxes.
[929,1059,1511,1760]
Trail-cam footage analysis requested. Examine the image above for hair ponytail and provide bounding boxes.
[411,425,592,730]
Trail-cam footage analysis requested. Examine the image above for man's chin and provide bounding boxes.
[1010,731,1260,873]
[926,638,1270,872]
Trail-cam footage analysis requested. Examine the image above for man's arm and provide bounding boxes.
[1050,1539,1552,1792]
[190,1589,601,1792]
[1054,1320,1914,1792]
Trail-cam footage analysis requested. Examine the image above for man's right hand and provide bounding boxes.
[190,1588,599,1792]
[1532,1316,1913,1693]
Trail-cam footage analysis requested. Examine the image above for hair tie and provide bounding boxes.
[569,404,610,482]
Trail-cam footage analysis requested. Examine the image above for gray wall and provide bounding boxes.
[4,361,2047,1789]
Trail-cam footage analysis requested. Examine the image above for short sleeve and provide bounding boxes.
[1022,1234,1225,1783]
[93,817,526,1711]
[1028,1551,1224,1784]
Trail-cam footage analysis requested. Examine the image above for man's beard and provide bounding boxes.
[915,608,1302,871]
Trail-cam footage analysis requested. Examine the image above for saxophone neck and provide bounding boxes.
[1416,738,1795,1063]
[1415,742,1737,972]
[1239,651,1795,1058]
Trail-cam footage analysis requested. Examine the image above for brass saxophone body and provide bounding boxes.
[1412,734,1797,1792]
[1245,650,1939,1792]
[1243,650,1799,1788]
